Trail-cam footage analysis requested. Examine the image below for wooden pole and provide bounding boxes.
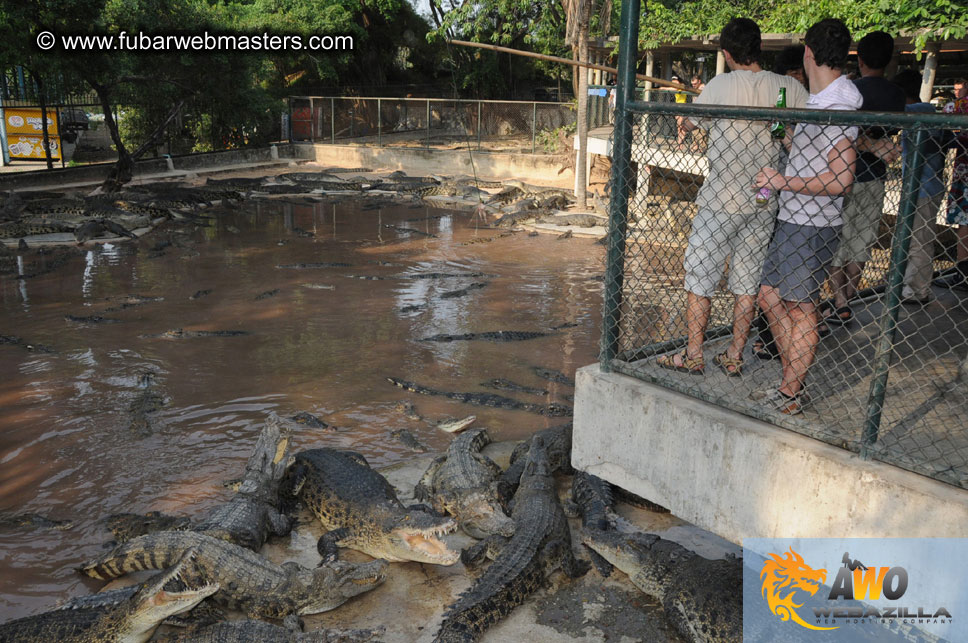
[448,39,698,94]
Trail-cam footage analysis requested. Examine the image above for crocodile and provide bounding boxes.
[389,428,428,452]
[493,208,550,229]
[418,330,555,343]
[1,547,217,643]
[581,528,743,643]
[499,423,573,500]
[404,272,491,280]
[255,288,281,300]
[290,411,335,430]
[414,428,514,539]
[433,435,589,642]
[480,378,548,397]
[80,531,388,618]
[204,177,267,188]
[128,372,166,436]
[556,230,573,240]
[0,335,55,353]
[385,171,439,183]
[0,512,73,531]
[102,294,165,313]
[383,224,438,238]
[139,329,249,339]
[539,214,606,228]
[282,448,460,565]
[276,262,353,269]
[399,304,427,313]
[387,378,572,417]
[366,183,438,195]
[0,222,76,238]
[253,184,317,195]
[439,282,488,299]
[109,414,295,551]
[532,366,574,386]
[168,618,383,642]
[65,314,122,324]
[106,511,193,543]
[75,219,138,243]
[278,172,346,183]
[189,289,213,300]
[568,472,615,577]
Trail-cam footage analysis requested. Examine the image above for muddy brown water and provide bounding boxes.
[0,196,603,620]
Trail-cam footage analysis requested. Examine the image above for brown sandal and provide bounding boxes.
[656,350,705,375]
[714,352,744,377]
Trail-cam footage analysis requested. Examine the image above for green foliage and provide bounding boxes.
[638,0,968,54]
[536,120,577,153]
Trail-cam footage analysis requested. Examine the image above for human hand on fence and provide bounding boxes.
[753,167,784,192]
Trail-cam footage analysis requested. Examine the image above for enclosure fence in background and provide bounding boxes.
[288,96,598,153]
[602,100,968,489]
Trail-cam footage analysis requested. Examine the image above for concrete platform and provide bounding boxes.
[572,364,968,545]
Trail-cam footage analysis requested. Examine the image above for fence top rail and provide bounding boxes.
[289,96,573,107]
[627,99,968,129]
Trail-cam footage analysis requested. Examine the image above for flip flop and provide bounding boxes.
[713,352,743,377]
[656,349,704,375]
[824,305,853,325]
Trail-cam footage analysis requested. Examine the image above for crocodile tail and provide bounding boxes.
[78,534,182,579]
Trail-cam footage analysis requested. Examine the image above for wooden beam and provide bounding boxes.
[447,39,698,94]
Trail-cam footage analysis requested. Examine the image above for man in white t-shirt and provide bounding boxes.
[752,18,863,415]
[657,17,808,377]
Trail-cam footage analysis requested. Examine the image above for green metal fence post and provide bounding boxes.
[477,101,482,150]
[331,98,335,143]
[532,102,537,154]
[861,128,929,456]
[377,98,382,146]
[426,99,431,145]
[600,0,641,371]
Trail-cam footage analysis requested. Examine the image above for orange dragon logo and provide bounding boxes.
[760,548,837,631]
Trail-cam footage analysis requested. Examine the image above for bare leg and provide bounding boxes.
[726,294,756,360]
[958,226,968,263]
[759,286,793,373]
[685,291,711,361]
[779,302,818,397]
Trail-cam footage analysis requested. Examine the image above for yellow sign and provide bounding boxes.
[5,108,59,136]
[6,134,61,160]
[4,109,61,159]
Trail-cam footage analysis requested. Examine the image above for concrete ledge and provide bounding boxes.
[0,144,299,190]
[305,143,573,184]
[572,364,968,543]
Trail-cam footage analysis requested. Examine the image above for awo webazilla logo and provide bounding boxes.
[759,548,953,630]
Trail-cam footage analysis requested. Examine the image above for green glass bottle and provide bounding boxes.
[769,87,787,139]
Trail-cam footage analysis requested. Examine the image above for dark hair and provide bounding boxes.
[720,18,761,66]
[893,69,921,101]
[857,30,894,70]
[774,45,805,76]
[804,19,851,69]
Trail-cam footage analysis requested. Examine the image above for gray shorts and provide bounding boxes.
[832,178,886,265]
[761,221,840,302]
[683,207,775,298]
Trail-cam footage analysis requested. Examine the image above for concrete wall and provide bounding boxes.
[572,364,968,543]
[0,144,298,190]
[301,143,574,185]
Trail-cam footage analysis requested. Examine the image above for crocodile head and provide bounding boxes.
[105,547,219,643]
[580,527,661,576]
[457,490,515,539]
[303,558,389,614]
[519,434,553,483]
[378,508,459,564]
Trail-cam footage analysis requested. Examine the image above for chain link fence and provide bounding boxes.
[289,96,587,153]
[603,100,968,489]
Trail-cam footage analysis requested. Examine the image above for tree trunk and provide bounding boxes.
[574,32,589,207]
[87,80,134,192]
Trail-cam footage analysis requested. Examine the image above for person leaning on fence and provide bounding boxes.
[891,70,956,303]
[933,78,968,291]
[656,17,808,377]
[752,18,863,415]
[825,31,907,326]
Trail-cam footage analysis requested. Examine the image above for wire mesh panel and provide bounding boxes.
[289,97,313,142]
[604,100,968,488]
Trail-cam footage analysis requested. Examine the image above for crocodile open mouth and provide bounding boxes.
[396,520,459,563]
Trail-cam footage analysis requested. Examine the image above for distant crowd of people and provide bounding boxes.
[652,17,968,416]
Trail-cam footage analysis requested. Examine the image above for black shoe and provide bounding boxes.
[933,265,968,289]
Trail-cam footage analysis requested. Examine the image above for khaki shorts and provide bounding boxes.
[683,207,775,298]
[832,179,887,266]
